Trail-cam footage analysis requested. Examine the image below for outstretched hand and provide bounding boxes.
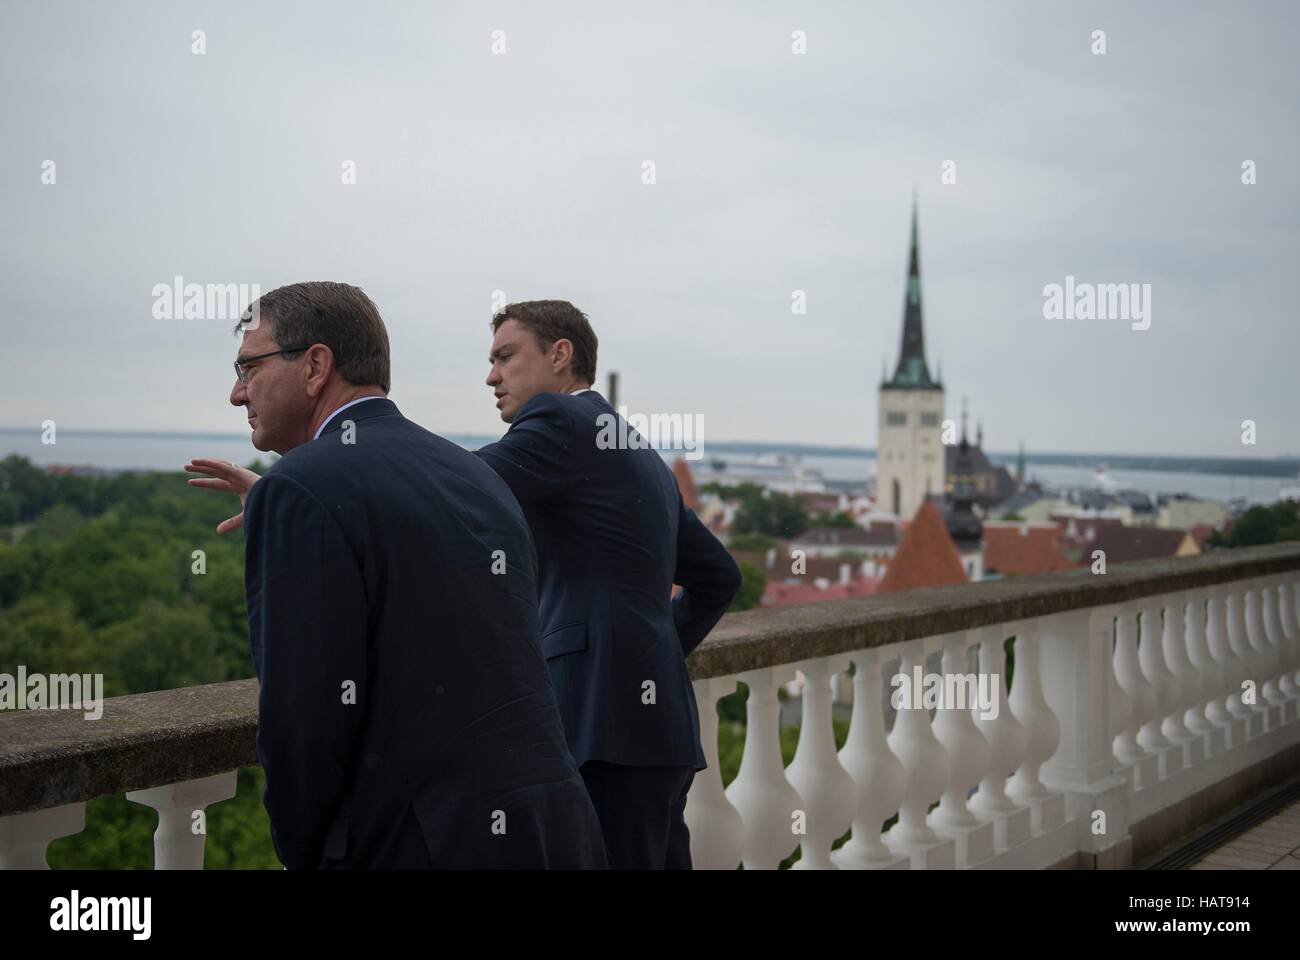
[185,458,261,534]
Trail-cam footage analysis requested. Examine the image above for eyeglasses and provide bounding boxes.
[234,346,311,384]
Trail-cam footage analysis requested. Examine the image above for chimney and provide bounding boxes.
[607,370,619,408]
[839,562,851,585]
[765,547,776,569]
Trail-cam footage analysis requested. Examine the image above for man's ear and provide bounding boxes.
[304,343,334,397]
[551,338,574,374]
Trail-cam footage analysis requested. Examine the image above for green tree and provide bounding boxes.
[700,481,764,500]
[0,490,22,526]
[1208,500,1300,548]
[0,594,96,674]
[31,503,84,540]
[809,511,855,529]
[727,532,779,553]
[733,490,808,539]
[96,600,228,697]
[729,561,766,612]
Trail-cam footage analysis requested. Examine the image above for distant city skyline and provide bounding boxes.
[2,2,1298,457]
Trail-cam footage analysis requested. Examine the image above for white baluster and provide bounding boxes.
[1225,586,1265,740]
[928,629,996,867]
[126,771,237,869]
[1280,578,1300,690]
[1112,604,1159,788]
[1183,590,1225,758]
[725,665,803,870]
[1290,575,1300,687]
[1006,618,1066,835]
[1160,592,1204,769]
[0,802,86,869]
[969,626,1033,852]
[1262,576,1299,721]
[1107,607,1133,761]
[1244,585,1284,731]
[786,655,855,870]
[685,675,745,870]
[1204,587,1246,749]
[1136,602,1182,778]
[883,640,956,868]
[832,647,908,870]
[1292,574,1300,686]
[1038,608,1129,862]
[1289,567,1300,686]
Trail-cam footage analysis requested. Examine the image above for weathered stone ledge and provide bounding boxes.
[0,679,258,817]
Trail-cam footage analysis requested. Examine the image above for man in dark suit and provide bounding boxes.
[188,282,605,869]
[478,300,741,869]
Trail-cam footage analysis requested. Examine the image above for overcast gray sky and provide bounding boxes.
[2,1,1297,457]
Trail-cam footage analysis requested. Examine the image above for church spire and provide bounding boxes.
[884,193,939,390]
[947,395,982,554]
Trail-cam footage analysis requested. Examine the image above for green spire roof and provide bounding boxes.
[883,193,940,391]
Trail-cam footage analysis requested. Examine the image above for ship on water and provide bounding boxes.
[692,451,828,494]
[1090,463,1120,493]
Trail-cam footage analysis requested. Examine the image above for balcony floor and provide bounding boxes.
[1188,798,1300,870]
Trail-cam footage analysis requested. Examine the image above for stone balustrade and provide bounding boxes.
[3,542,1300,869]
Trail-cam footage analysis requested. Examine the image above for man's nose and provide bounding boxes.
[230,378,247,407]
[485,366,500,387]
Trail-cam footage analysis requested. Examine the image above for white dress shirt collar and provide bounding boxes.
[314,395,386,440]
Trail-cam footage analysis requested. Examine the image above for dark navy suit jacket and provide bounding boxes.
[243,398,606,869]
[477,391,742,770]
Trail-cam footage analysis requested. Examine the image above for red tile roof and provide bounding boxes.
[876,500,968,593]
[1087,525,1192,564]
[762,576,881,608]
[982,523,1077,576]
[672,456,700,511]
[797,492,844,515]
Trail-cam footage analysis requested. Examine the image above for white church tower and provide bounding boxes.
[876,196,945,520]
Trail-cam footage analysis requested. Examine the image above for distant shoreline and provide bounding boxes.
[2,427,1298,479]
